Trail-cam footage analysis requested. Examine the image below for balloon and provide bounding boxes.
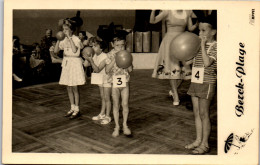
[82,47,95,58]
[115,50,133,69]
[170,32,201,61]
[56,31,65,41]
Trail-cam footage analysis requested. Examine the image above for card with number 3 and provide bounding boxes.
[113,75,126,88]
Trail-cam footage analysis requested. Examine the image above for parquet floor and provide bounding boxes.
[12,70,217,154]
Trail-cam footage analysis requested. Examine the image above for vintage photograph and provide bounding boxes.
[12,9,217,155]
[3,0,259,164]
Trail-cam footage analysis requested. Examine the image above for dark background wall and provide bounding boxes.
[13,10,136,45]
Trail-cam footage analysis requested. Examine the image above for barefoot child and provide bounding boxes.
[54,19,85,119]
[105,32,133,137]
[83,39,112,124]
[185,13,217,154]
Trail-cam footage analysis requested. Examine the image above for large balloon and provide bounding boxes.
[56,31,65,41]
[170,32,200,61]
[115,50,133,69]
[82,47,95,58]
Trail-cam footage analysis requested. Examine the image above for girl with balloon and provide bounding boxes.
[150,10,198,105]
[54,19,85,119]
[83,39,113,125]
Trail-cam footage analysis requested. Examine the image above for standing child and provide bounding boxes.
[83,39,112,124]
[185,13,217,154]
[54,19,85,119]
[105,32,133,137]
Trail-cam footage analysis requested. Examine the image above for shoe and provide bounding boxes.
[64,109,74,117]
[112,127,120,137]
[101,116,111,125]
[70,111,81,119]
[185,140,201,150]
[173,101,180,106]
[13,74,22,82]
[192,145,210,155]
[123,126,131,135]
[92,114,105,120]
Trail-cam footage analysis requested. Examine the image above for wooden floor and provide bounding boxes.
[12,70,217,154]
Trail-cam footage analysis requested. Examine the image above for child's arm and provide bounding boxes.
[54,40,60,54]
[201,38,215,67]
[182,58,194,66]
[88,58,106,73]
[150,10,167,24]
[105,57,116,74]
[68,37,78,53]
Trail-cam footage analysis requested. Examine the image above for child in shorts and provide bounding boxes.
[105,32,133,137]
[83,39,112,124]
[185,13,217,154]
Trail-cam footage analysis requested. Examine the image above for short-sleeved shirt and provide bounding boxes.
[193,41,217,84]
[106,49,130,83]
[92,52,107,75]
[59,35,81,57]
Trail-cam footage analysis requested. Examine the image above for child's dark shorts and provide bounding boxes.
[187,82,216,100]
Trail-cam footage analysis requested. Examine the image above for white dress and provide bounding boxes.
[59,35,86,86]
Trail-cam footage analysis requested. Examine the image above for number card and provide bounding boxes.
[113,75,126,88]
[191,67,204,84]
[91,73,104,85]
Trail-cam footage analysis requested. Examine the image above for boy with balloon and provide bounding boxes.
[183,11,217,154]
[105,31,133,137]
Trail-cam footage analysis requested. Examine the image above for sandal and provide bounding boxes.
[92,114,105,121]
[112,127,120,137]
[192,145,210,155]
[123,126,131,135]
[70,111,81,119]
[101,116,111,125]
[185,140,201,150]
[173,101,180,106]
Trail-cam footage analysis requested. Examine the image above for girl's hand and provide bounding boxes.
[64,31,70,38]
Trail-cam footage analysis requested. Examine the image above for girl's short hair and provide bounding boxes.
[94,38,107,50]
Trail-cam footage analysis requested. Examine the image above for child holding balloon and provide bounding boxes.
[105,33,133,137]
[54,19,85,119]
[83,40,112,125]
[184,13,217,154]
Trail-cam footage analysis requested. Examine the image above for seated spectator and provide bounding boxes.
[29,43,45,72]
[13,36,26,82]
[49,40,63,64]
[78,31,88,49]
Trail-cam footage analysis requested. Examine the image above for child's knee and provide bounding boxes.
[199,111,209,120]
[121,102,128,109]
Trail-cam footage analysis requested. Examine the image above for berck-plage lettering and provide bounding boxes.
[235,42,246,117]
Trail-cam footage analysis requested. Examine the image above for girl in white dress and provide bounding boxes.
[54,19,85,119]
